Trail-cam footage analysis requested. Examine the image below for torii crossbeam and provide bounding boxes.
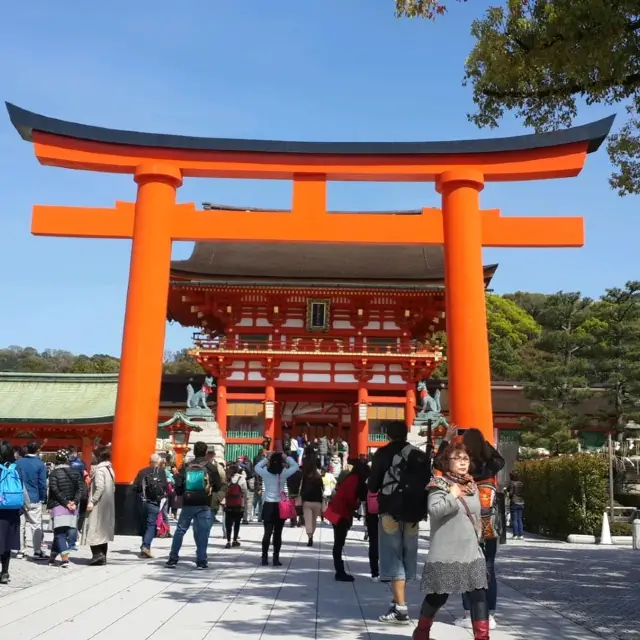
[7,102,614,534]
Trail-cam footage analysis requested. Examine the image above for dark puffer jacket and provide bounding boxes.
[47,465,83,510]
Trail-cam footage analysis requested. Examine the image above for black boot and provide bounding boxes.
[88,554,106,566]
[273,553,282,567]
[261,553,269,566]
[334,559,354,582]
[307,535,313,547]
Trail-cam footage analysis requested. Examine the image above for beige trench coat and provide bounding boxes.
[85,462,116,546]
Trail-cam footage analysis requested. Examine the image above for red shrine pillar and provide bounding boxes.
[217,378,228,439]
[357,384,369,457]
[405,386,416,430]
[111,163,182,534]
[436,170,494,444]
[264,381,276,447]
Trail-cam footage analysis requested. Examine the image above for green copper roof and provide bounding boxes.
[0,372,118,424]
[158,411,204,431]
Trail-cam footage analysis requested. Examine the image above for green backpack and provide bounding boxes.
[185,462,211,495]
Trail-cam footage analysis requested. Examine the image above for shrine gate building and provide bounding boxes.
[168,231,496,459]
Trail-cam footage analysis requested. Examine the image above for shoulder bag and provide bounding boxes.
[278,475,297,520]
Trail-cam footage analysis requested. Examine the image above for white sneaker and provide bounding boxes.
[453,613,472,629]
[489,614,497,630]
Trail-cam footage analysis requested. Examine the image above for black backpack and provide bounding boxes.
[380,444,431,523]
[143,468,165,503]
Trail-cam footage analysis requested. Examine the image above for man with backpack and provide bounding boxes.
[132,453,168,558]
[369,420,431,625]
[166,441,222,569]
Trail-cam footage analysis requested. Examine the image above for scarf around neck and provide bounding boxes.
[443,471,477,496]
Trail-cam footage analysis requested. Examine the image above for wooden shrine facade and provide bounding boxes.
[170,282,448,456]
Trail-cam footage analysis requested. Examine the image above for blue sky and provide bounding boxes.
[0,1,637,357]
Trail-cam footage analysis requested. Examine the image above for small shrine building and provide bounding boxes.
[0,372,116,463]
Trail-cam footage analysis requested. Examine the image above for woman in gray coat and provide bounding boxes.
[85,447,115,566]
[414,440,490,640]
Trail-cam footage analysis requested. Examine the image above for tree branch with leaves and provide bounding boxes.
[463,0,640,194]
[396,0,640,194]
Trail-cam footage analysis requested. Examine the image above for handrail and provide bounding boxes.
[191,335,442,357]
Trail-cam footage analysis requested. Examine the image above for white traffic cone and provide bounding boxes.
[600,512,613,545]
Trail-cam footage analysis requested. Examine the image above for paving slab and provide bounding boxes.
[0,518,622,639]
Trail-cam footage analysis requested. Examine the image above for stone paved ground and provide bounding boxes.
[0,518,632,639]
[497,536,640,640]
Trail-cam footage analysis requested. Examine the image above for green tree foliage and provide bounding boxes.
[162,349,205,375]
[461,0,640,195]
[394,0,462,19]
[0,346,203,375]
[429,294,541,379]
[587,281,640,434]
[503,291,549,323]
[486,294,541,379]
[396,1,640,194]
[520,292,597,454]
[516,453,609,537]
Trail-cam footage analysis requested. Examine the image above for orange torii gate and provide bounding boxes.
[7,103,613,532]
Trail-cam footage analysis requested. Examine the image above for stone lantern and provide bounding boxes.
[158,412,204,467]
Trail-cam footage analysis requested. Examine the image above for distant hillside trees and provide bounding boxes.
[0,346,203,375]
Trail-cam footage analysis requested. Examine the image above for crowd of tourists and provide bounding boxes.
[0,421,526,640]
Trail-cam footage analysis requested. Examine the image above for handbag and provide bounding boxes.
[278,476,296,520]
[366,491,379,515]
[323,502,341,526]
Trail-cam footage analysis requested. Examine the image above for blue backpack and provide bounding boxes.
[0,463,24,510]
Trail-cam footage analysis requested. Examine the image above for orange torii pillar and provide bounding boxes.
[114,164,181,488]
[436,170,493,437]
[7,102,613,532]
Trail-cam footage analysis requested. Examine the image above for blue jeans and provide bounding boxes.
[169,505,213,563]
[67,527,78,549]
[511,505,524,537]
[463,537,497,611]
[52,527,71,557]
[378,514,419,582]
[142,502,160,550]
[253,494,263,520]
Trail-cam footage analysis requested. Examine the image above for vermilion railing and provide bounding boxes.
[192,335,441,357]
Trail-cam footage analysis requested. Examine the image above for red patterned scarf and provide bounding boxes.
[444,471,477,496]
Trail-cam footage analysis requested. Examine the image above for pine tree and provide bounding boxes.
[588,281,640,436]
[520,292,596,454]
